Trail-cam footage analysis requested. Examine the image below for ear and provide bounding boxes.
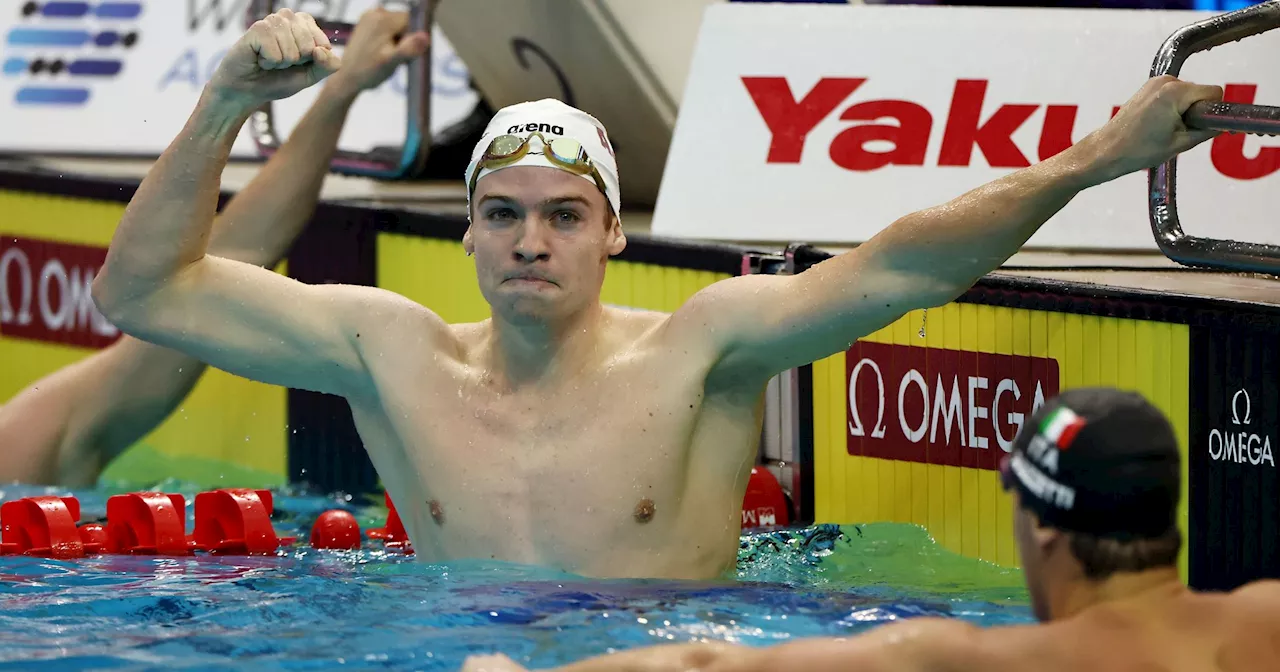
[463,226,475,256]
[606,216,627,256]
[1031,514,1064,555]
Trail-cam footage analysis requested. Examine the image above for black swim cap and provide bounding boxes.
[1000,388,1181,540]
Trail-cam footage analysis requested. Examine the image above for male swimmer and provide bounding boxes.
[0,9,427,487]
[95,9,1224,580]
[463,388,1280,672]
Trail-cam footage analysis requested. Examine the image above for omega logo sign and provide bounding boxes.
[845,341,1060,471]
[1208,388,1275,468]
[0,236,119,349]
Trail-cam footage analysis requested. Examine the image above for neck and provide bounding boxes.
[488,302,605,386]
[1050,566,1186,620]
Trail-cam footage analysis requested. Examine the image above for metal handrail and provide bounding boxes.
[244,1,435,179]
[1148,1,1280,273]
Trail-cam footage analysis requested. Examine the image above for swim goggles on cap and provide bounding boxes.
[468,131,608,199]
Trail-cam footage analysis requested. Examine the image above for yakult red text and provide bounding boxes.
[744,77,1278,180]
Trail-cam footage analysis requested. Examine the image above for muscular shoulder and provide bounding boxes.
[1235,578,1280,598]
[664,273,810,382]
[335,286,448,339]
[606,305,671,342]
[1231,579,1280,615]
[667,274,778,338]
[331,285,458,367]
[648,276,769,359]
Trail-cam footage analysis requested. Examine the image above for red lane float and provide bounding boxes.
[2,476,795,560]
[79,522,108,549]
[0,495,102,558]
[310,510,361,550]
[192,488,296,555]
[1,489,416,557]
[106,492,192,555]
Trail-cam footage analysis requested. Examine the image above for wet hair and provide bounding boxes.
[1067,526,1182,581]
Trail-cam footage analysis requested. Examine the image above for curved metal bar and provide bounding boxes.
[244,1,434,180]
[1148,1,1280,273]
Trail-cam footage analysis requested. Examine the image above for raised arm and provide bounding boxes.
[674,76,1222,382]
[208,7,429,266]
[1,9,430,485]
[91,9,440,400]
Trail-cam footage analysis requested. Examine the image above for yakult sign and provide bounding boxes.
[653,4,1280,250]
[0,236,118,349]
[745,78,1274,180]
[846,341,1059,470]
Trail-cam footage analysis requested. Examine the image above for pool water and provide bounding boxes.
[0,482,1033,671]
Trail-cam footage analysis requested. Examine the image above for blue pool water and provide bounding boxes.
[0,483,1033,671]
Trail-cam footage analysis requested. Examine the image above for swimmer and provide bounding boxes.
[0,8,427,487]
[463,388,1280,672]
[93,9,1224,579]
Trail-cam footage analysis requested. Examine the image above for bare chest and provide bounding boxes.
[358,352,730,571]
[417,363,699,499]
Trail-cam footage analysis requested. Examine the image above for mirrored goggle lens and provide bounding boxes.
[486,134,526,159]
[547,137,586,164]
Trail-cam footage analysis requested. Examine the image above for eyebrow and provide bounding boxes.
[477,194,593,209]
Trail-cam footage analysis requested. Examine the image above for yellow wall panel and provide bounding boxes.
[1,190,122,246]
[0,189,286,486]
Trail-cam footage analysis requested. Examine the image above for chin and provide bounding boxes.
[1027,580,1052,622]
[495,294,564,323]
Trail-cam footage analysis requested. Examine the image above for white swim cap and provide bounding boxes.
[464,98,621,217]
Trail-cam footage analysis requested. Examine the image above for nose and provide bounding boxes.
[512,218,551,263]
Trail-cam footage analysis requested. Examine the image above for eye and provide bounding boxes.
[484,207,517,223]
[552,210,582,228]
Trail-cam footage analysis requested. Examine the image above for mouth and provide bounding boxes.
[503,274,557,287]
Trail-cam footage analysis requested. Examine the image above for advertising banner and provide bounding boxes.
[0,0,477,158]
[653,4,1280,250]
[1190,325,1279,590]
[813,301,1190,571]
[845,341,1059,470]
[0,235,118,350]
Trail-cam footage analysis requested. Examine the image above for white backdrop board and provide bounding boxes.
[0,0,477,159]
[652,4,1280,250]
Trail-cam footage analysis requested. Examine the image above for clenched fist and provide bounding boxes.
[325,8,430,98]
[208,9,339,107]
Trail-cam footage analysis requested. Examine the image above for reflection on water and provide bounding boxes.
[0,483,1031,670]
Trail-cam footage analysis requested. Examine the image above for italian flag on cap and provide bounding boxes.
[1040,406,1086,450]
